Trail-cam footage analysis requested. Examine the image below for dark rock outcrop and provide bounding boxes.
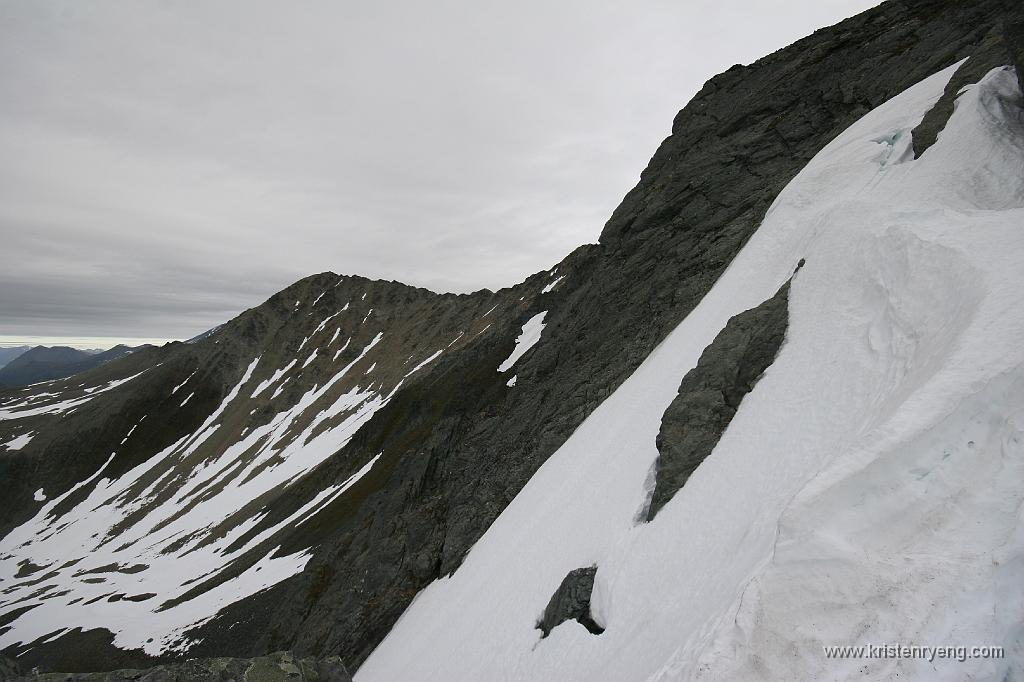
[1,656,22,681]
[912,21,1024,158]
[5,652,350,682]
[537,567,604,638]
[1005,21,1024,91]
[647,276,792,521]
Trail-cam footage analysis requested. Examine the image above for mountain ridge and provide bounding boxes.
[0,345,144,389]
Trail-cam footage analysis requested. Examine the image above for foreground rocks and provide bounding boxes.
[1,653,350,682]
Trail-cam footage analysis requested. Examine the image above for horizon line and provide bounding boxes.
[0,335,180,350]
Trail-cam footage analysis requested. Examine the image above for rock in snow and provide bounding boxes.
[646,274,793,521]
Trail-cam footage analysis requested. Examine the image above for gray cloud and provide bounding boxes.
[0,0,879,343]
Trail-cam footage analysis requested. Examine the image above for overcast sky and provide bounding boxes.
[0,0,879,347]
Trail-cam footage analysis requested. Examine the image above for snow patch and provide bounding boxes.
[497,312,547,373]
[1,432,33,450]
[251,359,298,399]
[405,350,442,378]
[171,370,196,395]
[542,276,565,294]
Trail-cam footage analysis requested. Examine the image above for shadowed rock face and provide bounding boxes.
[1,656,21,680]
[4,652,350,682]
[2,0,1022,676]
[537,567,603,638]
[912,21,1024,157]
[647,277,792,522]
[1005,21,1024,91]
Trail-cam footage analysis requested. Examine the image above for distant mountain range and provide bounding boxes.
[0,345,146,388]
[0,347,31,370]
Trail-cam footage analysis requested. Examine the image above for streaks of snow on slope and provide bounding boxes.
[83,368,155,394]
[446,332,465,348]
[360,64,1024,682]
[171,370,196,395]
[0,369,151,421]
[333,338,352,362]
[271,380,290,400]
[0,335,393,656]
[251,359,298,398]
[301,311,344,352]
[496,312,547,373]
[542,275,565,294]
[120,421,143,445]
[405,350,442,379]
[292,453,382,530]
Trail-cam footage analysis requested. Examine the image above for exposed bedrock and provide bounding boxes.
[536,566,604,638]
[1005,20,1024,91]
[647,275,792,521]
[912,20,1024,157]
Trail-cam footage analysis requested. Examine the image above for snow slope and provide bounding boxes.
[358,63,1024,681]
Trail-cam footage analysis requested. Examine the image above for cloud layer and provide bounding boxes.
[0,0,878,342]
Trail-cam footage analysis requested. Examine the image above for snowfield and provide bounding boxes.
[357,63,1024,682]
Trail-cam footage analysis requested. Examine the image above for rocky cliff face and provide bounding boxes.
[1,0,1021,676]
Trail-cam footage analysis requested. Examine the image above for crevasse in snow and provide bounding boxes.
[358,64,1024,682]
